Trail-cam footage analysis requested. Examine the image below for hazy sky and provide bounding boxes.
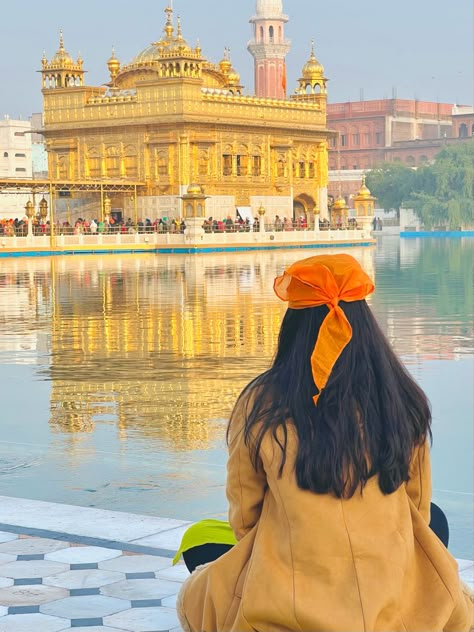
[1,0,473,118]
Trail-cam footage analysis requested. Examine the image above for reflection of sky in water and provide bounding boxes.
[0,238,472,559]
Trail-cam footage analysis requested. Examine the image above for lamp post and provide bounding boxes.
[39,197,48,236]
[313,205,320,232]
[104,195,112,229]
[258,203,266,234]
[25,201,34,238]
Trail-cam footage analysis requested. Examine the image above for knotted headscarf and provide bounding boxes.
[274,254,375,405]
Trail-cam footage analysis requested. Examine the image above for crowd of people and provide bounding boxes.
[0,211,364,238]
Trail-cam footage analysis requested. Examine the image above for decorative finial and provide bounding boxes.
[310,39,316,58]
[42,50,47,66]
[176,15,183,38]
[59,29,65,51]
[164,5,174,38]
[111,46,116,58]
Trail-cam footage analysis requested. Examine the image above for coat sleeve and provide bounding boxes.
[226,394,268,541]
[406,441,432,523]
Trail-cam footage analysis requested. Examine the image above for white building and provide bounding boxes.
[0,117,32,178]
[0,116,33,220]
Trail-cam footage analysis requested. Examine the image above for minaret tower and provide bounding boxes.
[248,0,291,99]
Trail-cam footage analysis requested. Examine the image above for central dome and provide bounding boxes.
[256,0,283,17]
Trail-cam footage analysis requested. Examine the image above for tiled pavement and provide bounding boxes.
[0,497,472,631]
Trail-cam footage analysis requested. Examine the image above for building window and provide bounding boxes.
[14,132,25,137]
[329,137,336,148]
[223,154,232,176]
[236,155,248,176]
[340,135,347,147]
[298,161,305,178]
[277,159,285,178]
[252,155,261,176]
[16,167,27,172]
[3,152,7,158]
[308,162,315,178]
[158,155,168,176]
[269,26,274,43]
[352,134,360,146]
[15,153,26,158]
[375,132,383,145]
[364,133,371,145]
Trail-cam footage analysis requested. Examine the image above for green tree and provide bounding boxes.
[365,162,417,215]
[408,143,474,229]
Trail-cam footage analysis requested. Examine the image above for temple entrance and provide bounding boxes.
[293,194,316,221]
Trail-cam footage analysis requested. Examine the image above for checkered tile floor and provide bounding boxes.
[0,495,472,632]
[0,530,186,631]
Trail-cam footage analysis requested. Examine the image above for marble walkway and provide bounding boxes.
[0,496,472,631]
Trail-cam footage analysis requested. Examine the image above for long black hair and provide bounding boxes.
[228,300,432,498]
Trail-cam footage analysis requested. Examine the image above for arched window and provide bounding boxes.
[279,26,282,42]
[269,26,274,43]
[472,124,474,136]
[459,123,468,138]
[3,152,8,158]
[406,155,415,166]
[260,26,264,42]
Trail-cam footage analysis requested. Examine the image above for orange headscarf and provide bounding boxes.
[274,254,375,405]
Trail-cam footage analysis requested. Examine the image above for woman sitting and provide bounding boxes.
[177,253,473,632]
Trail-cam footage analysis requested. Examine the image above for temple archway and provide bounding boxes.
[293,193,316,220]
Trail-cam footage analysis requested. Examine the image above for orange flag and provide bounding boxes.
[281,62,287,94]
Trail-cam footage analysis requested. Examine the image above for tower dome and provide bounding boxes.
[256,0,283,16]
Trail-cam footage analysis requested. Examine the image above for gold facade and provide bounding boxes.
[40,7,333,219]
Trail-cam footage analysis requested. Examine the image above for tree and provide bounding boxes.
[366,162,417,215]
[408,143,474,229]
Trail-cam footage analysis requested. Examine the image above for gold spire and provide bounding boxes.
[59,29,65,52]
[176,15,183,40]
[108,46,121,82]
[164,5,174,39]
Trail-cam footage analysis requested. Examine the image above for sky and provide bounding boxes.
[0,0,473,118]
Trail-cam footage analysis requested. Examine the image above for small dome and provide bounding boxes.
[302,43,324,79]
[355,177,374,199]
[187,183,203,195]
[51,31,75,66]
[227,69,241,85]
[219,57,232,74]
[108,48,120,71]
[333,196,348,210]
[256,0,283,17]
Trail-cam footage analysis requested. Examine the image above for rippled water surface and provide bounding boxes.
[0,237,472,558]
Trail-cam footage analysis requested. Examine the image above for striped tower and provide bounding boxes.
[248,0,291,99]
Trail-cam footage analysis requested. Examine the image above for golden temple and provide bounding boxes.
[39,1,333,223]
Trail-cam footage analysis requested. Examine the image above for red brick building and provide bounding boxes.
[327,99,455,170]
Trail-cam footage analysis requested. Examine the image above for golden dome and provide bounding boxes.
[187,183,203,195]
[227,69,241,85]
[107,48,120,71]
[355,176,374,199]
[302,41,324,79]
[129,8,192,66]
[219,47,232,74]
[51,31,75,66]
[333,195,348,209]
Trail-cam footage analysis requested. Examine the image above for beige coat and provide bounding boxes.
[178,398,473,632]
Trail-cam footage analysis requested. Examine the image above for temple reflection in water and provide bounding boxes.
[2,242,472,455]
